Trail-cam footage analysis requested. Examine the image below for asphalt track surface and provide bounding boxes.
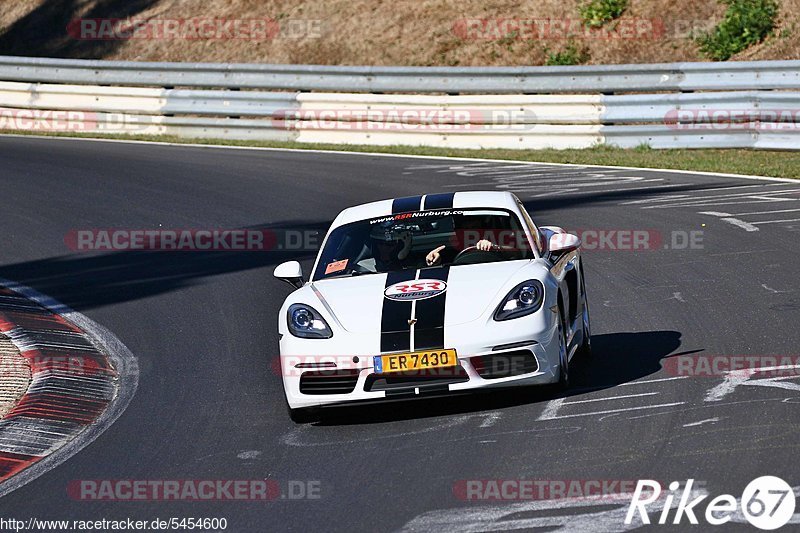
[0,135,799,531]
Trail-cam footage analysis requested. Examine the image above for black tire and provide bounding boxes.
[576,277,592,359]
[555,304,570,391]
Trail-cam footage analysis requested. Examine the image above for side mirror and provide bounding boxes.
[274,261,304,289]
[549,233,581,254]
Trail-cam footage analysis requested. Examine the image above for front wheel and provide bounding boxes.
[555,305,569,391]
[575,280,592,358]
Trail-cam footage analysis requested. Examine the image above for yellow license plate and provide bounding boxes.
[374,349,458,374]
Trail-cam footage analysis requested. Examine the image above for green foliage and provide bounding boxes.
[697,0,779,60]
[545,44,590,66]
[579,0,629,28]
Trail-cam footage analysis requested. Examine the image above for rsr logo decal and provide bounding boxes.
[384,280,447,301]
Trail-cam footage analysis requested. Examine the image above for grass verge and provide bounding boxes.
[2,130,799,179]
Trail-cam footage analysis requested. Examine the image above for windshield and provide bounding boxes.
[312,208,533,280]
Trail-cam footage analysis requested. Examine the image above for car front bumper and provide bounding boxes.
[278,311,562,410]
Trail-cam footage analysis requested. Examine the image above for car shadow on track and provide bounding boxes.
[309,330,691,426]
[0,220,328,311]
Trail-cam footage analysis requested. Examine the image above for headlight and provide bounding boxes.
[494,280,545,321]
[287,304,333,338]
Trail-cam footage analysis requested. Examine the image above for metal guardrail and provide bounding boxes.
[0,81,298,116]
[2,56,800,93]
[0,56,799,150]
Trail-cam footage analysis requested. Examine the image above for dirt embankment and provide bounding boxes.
[0,0,798,65]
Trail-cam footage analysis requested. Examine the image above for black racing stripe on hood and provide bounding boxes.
[413,266,450,350]
[380,270,416,353]
[422,193,455,210]
[391,196,423,214]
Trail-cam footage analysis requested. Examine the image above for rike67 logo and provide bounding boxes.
[626,477,796,530]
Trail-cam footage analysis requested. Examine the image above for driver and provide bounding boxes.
[426,215,495,266]
[370,222,413,271]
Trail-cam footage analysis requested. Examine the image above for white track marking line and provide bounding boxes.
[479,412,503,427]
[700,211,761,231]
[538,402,686,420]
[397,487,711,532]
[732,208,800,216]
[0,278,138,499]
[720,217,760,232]
[519,183,686,199]
[705,364,800,402]
[537,398,565,421]
[455,177,661,187]
[690,183,786,192]
[621,194,691,205]
[683,417,720,427]
[561,392,659,405]
[751,218,800,225]
[629,188,800,206]
[644,198,800,209]
[622,185,782,206]
[648,201,793,210]
[637,189,800,208]
[710,249,777,257]
[626,397,784,421]
[762,284,791,294]
[619,376,689,386]
[675,189,800,201]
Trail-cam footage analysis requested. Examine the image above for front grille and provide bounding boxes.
[471,350,538,379]
[299,369,361,395]
[364,366,469,394]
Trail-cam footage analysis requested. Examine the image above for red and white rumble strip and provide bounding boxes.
[0,281,137,496]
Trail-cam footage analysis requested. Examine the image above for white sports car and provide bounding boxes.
[274,191,591,422]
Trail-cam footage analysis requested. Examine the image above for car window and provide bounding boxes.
[312,208,533,280]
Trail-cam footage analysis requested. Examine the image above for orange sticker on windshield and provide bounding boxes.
[325,259,349,274]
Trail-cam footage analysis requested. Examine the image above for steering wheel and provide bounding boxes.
[452,245,507,264]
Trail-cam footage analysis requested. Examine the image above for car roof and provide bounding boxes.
[332,191,522,227]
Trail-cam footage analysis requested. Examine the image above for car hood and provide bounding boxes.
[308,261,532,334]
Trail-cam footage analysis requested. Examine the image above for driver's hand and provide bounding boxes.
[476,239,494,251]
[426,246,443,266]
